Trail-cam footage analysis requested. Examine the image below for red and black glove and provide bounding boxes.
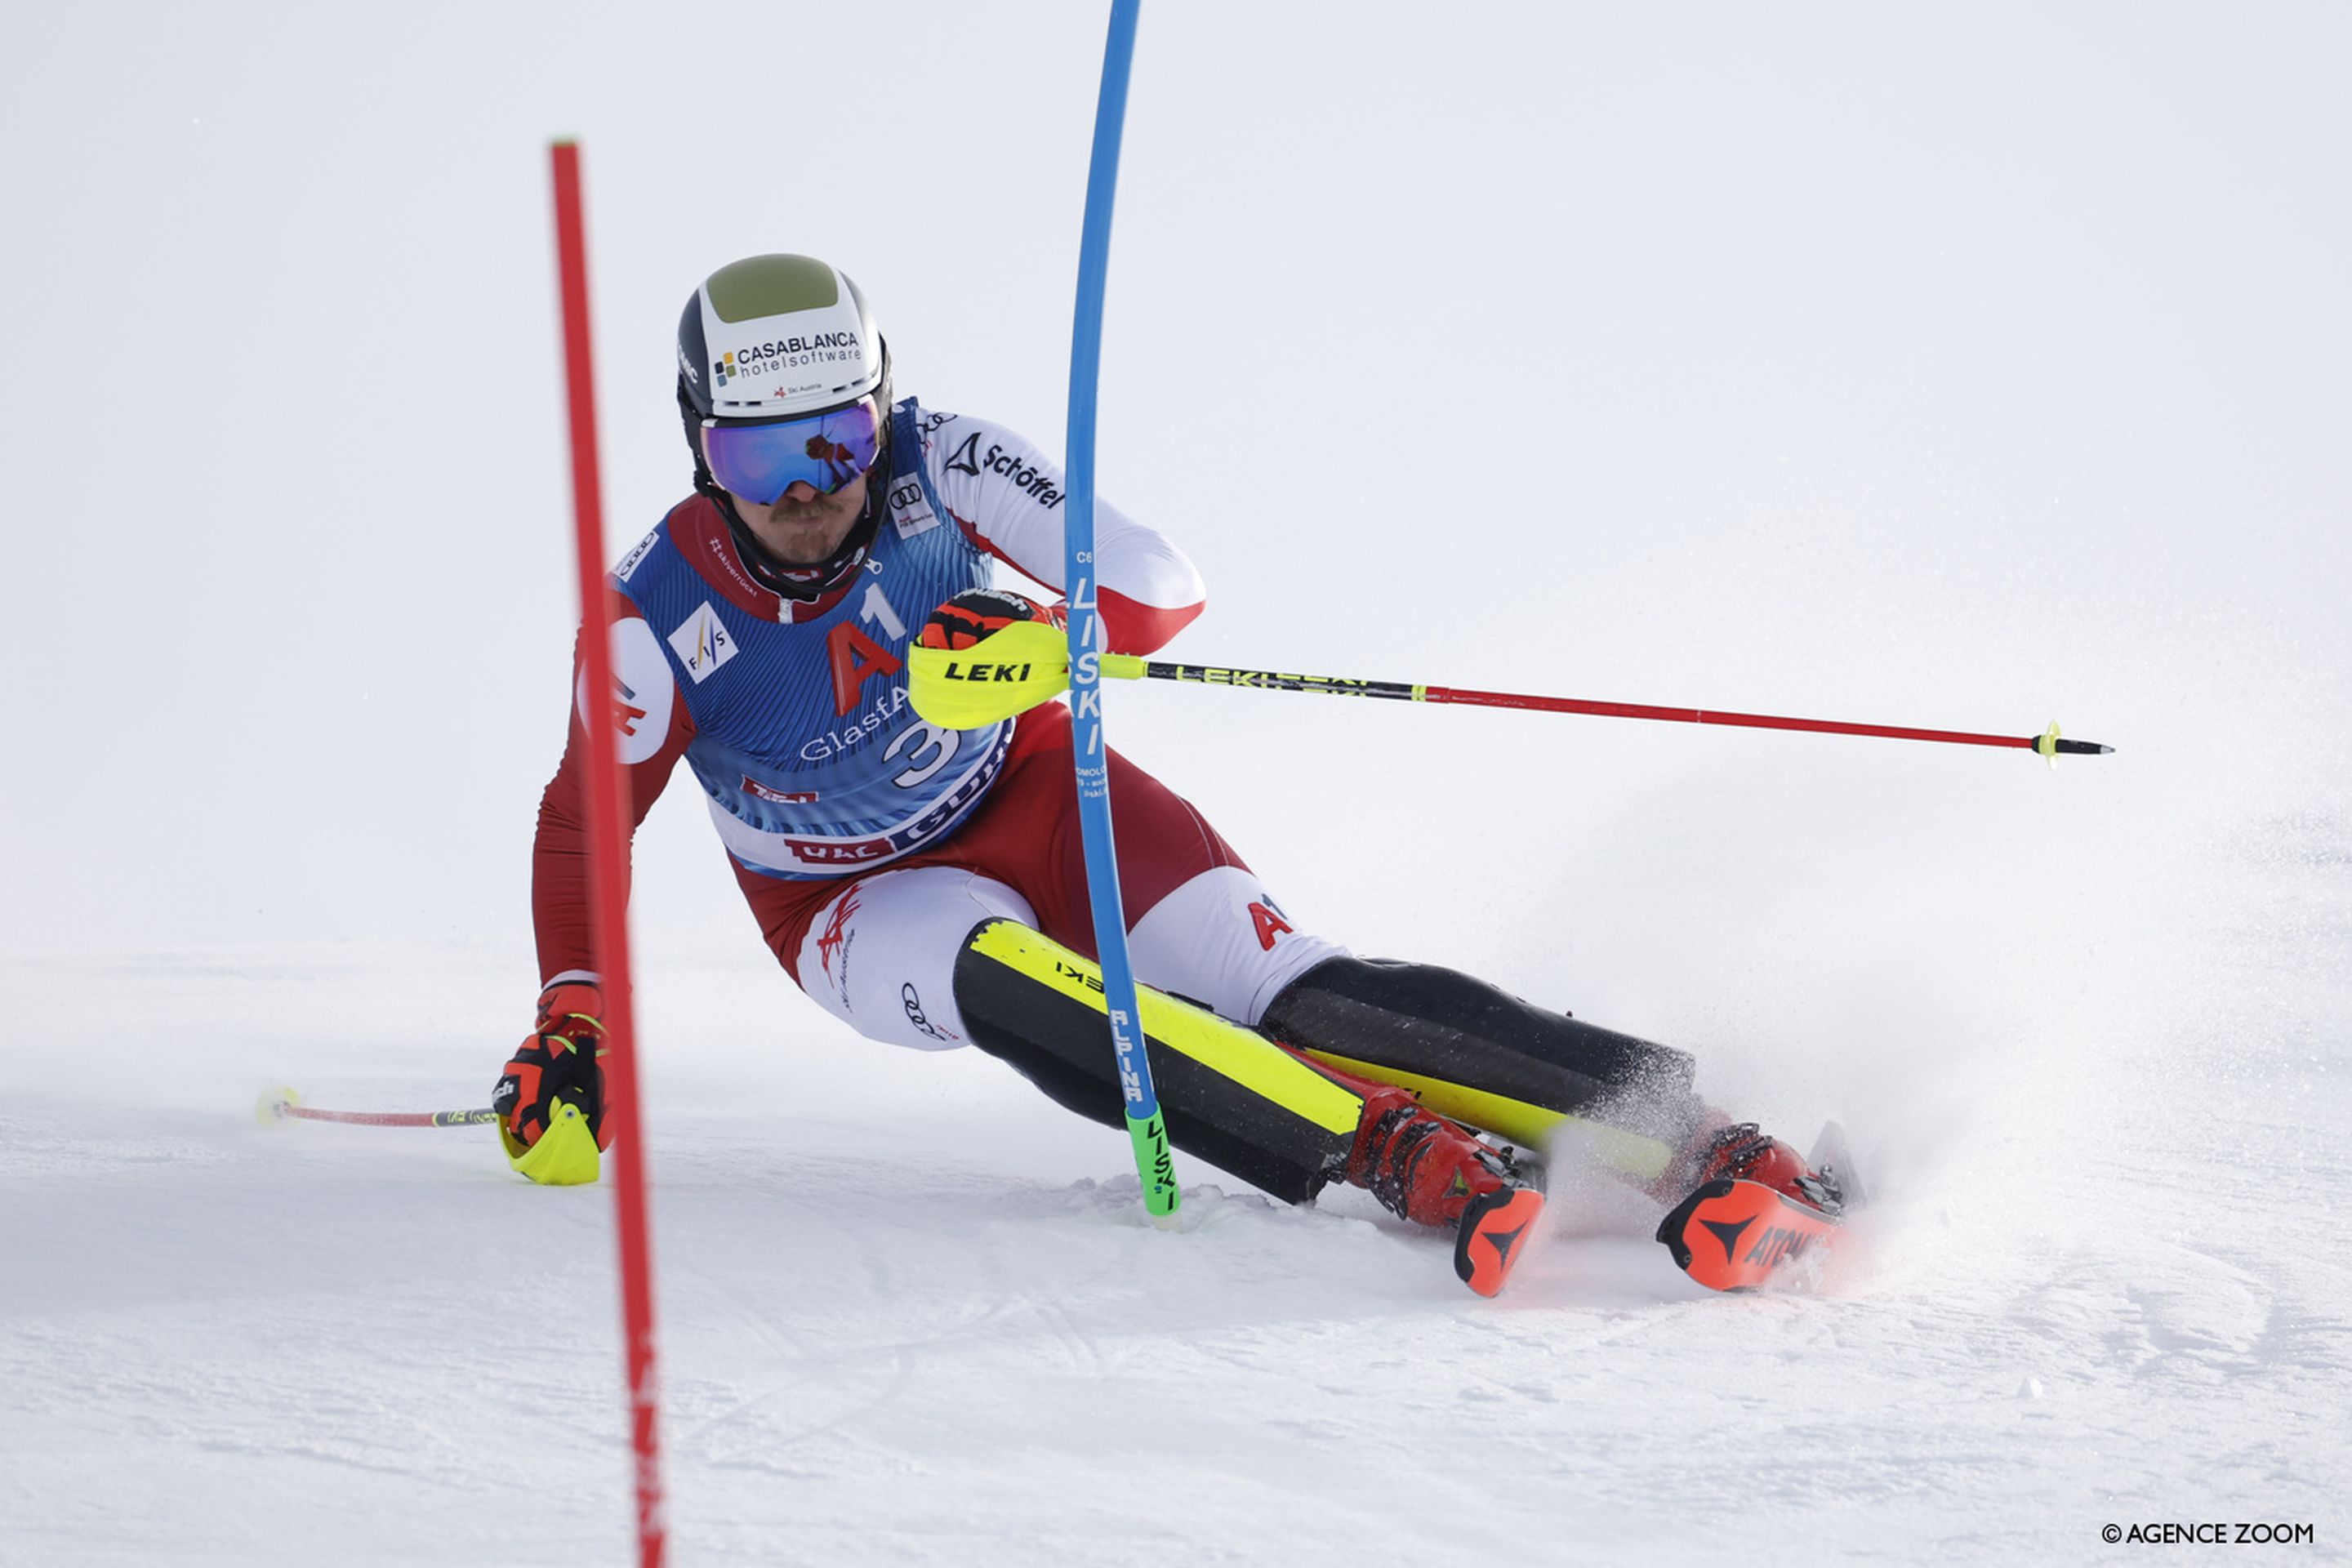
[917,588,1067,649]
[492,981,611,1163]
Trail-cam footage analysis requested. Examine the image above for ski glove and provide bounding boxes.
[907,590,1072,729]
[920,588,1067,648]
[492,981,610,1185]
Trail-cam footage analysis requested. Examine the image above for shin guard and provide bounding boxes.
[951,920,1361,1203]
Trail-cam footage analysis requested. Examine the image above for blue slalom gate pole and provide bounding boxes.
[1065,0,1178,1223]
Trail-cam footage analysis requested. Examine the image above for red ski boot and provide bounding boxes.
[1342,1082,1545,1298]
[1679,1122,1844,1214]
[1653,1120,1845,1291]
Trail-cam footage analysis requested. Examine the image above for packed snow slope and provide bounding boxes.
[4,839,2347,1567]
[4,2,2349,1564]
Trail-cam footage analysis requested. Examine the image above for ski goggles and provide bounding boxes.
[700,398,883,505]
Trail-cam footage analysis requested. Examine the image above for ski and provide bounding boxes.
[1808,1118,1868,1210]
[1655,1178,1842,1291]
[1455,1184,1546,1298]
[1655,1120,1863,1293]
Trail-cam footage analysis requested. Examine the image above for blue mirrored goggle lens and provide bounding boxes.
[701,400,883,505]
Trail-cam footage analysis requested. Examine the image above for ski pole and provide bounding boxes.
[256,1086,499,1128]
[1121,661,2114,756]
[907,636,2115,759]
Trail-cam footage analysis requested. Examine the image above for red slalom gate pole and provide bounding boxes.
[550,139,667,1568]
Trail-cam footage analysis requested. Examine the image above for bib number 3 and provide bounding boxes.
[884,720,959,788]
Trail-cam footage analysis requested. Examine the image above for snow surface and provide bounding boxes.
[5,3,2350,1564]
[7,837,2348,1566]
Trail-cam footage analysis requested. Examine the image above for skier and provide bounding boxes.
[495,253,1843,1296]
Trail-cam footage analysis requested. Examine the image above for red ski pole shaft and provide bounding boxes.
[550,139,667,1568]
[1128,662,2115,756]
[285,1105,497,1128]
[1421,684,2097,751]
[255,1089,499,1128]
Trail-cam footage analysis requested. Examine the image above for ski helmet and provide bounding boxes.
[674,254,895,597]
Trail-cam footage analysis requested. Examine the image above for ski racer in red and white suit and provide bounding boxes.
[498,252,1844,1297]
[530,405,1344,1052]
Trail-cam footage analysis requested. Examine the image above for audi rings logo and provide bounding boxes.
[901,983,957,1043]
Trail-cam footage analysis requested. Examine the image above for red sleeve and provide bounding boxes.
[951,513,1205,655]
[531,619,694,985]
[1095,588,1203,657]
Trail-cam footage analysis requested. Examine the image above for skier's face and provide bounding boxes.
[728,471,867,565]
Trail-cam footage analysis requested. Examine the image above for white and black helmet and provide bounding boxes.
[674,254,895,596]
[676,252,888,421]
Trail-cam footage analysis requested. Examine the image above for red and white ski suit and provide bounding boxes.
[532,404,1343,1049]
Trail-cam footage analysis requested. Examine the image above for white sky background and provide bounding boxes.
[2,2,2345,1101]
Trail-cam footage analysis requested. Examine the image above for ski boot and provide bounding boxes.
[1340,1078,1546,1298]
[1653,1119,1845,1291]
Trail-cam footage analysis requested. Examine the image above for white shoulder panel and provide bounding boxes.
[923,412,1201,609]
[573,616,678,764]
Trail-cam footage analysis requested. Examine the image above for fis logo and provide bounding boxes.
[667,601,737,683]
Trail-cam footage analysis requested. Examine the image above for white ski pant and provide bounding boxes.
[791,864,1345,1054]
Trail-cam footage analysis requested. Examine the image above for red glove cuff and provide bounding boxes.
[535,981,605,1042]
